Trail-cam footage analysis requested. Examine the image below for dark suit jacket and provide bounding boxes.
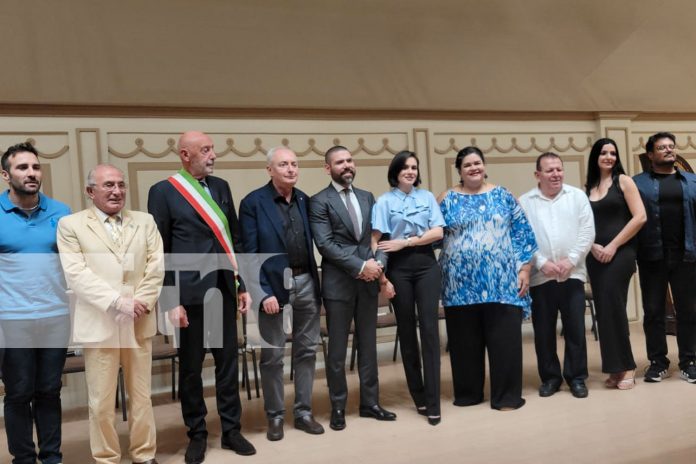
[238,182,320,308]
[147,174,243,310]
[309,184,385,302]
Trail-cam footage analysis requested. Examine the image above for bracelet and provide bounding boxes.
[406,237,412,247]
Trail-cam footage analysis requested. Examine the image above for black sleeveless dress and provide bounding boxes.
[586,180,637,373]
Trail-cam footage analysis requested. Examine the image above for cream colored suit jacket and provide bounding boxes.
[57,207,164,344]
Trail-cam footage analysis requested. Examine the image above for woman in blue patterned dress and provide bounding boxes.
[438,146,537,410]
[372,151,445,425]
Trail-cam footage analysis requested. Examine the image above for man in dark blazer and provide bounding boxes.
[147,131,255,463]
[239,146,324,442]
[309,145,396,431]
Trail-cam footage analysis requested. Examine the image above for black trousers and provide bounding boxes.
[177,287,241,439]
[2,347,66,464]
[445,304,524,410]
[638,253,696,370]
[387,246,441,416]
[1,315,69,464]
[530,279,588,385]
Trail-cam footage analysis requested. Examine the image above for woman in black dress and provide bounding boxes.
[585,138,646,389]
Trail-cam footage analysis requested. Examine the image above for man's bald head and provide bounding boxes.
[178,131,216,179]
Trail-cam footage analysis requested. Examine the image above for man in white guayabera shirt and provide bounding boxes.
[519,152,595,400]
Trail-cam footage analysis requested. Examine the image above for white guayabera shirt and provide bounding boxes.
[518,184,595,287]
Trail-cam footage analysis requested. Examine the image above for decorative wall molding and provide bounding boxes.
[631,134,696,153]
[0,132,70,158]
[107,133,410,160]
[434,134,594,155]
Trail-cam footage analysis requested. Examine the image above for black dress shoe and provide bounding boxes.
[185,438,206,464]
[570,381,589,398]
[359,404,397,421]
[538,381,561,397]
[221,431,256,456]
[294,415,325,435]
[427,416,441,426]
[330,409,346,431]
[267,417,284,441]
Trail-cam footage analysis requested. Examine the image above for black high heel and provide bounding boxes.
[427,415,441,426]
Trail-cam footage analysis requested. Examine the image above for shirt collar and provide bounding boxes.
[649,168,685,179]
[93,207,122,223]
[331,180,352,194]
[0,190,46,213]
[270,182,296,203]
[391,187,416,200]
[528,184,571,201]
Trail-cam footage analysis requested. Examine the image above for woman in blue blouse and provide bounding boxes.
[372,151,445,425]
[438,146,536,410]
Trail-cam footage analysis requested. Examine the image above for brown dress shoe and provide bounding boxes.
[133,460,158,464]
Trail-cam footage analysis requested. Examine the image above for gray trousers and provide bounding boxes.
[258,273,321,419]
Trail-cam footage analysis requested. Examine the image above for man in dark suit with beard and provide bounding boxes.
[309,145,396,430]
[147,131,255,463]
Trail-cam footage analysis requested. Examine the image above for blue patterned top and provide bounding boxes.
[438,186,537,316]
[372,187,445,239]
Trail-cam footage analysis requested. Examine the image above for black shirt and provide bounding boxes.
[273,188,310,270]
[656,172,685,251]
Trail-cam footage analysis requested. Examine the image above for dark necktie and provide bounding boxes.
[199,180,211,196]
[343,188,361,239]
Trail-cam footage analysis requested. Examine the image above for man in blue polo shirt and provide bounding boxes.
[0,142,71,464]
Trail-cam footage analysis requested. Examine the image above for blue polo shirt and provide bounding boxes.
[0,190,71,320]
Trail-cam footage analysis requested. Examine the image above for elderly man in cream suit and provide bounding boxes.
[57,164,164,464]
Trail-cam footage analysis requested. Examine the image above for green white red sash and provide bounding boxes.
[168,169,239,273]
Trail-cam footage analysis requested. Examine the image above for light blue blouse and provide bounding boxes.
[372,187,445,239]
[438,186,537,316]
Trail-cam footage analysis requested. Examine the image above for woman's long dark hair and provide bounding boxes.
[585,138,625,194]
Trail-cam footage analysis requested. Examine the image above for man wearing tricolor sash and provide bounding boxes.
[147,131,256,463]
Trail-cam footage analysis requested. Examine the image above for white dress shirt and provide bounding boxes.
[518,184,595,287]
[331,180,363,236]
[331,180,368,273]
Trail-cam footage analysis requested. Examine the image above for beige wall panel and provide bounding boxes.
[75,129,101,208]
[431,128,595,197]
[0,131,75,208]
[111,130,409,210]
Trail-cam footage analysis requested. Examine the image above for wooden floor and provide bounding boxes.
[1,322,695,463]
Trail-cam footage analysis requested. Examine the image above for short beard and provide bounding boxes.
[10,177,41,196]
[332,170,355,186]
[653,158,675,168]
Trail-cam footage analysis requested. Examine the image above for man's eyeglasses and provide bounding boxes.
[655,144,676,152]
[90,182,127,192]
